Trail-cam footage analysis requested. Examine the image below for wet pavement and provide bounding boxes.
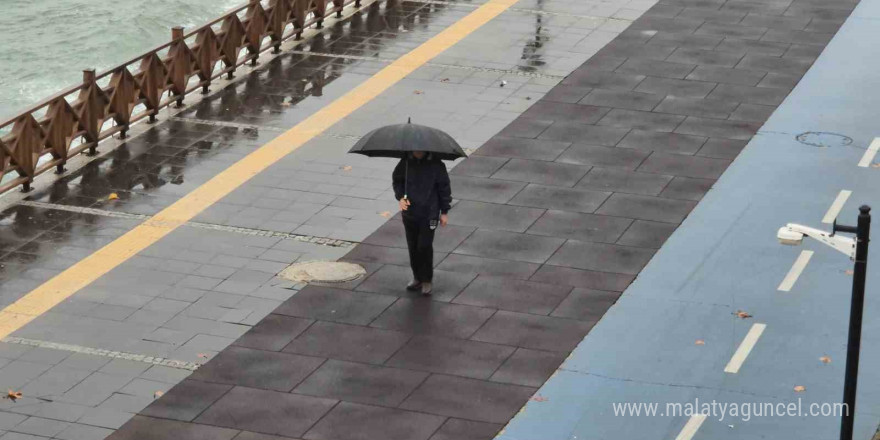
[0,0,658,438]
[0,0,863,438]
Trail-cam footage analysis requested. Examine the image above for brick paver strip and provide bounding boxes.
[109,0,856,439]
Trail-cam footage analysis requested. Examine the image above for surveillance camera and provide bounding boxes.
[777,226,804,246]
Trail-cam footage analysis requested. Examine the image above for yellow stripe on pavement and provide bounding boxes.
[0,0,518,339]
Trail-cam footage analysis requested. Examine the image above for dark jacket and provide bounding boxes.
[392,154,452,220]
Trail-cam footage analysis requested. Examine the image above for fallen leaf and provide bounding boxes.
[525,96,532,100]
[695,339,705,345]
[845,269,854,275]
[379,211,392,218]
[4,390,22,402]
[871,163,880,168]
[414,90,423,95]
[154,391,165,399]
[280,102,291,107]
[108,193,119,201]
[341,165,353,171]
[734,310,752,319]
[440,78,450,82]
[794,385,806,392]
[197,353,209,359]
[820,356,831,364]
[530,395,548,402]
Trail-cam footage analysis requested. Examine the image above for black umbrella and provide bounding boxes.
[348,118,467,161]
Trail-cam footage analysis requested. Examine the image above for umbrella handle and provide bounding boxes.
[404,158,408,200]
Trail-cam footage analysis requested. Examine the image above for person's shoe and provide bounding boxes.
[406,280,422,291]
[421,282,433,296]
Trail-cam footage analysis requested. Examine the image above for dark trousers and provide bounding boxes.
[403,216,435,283]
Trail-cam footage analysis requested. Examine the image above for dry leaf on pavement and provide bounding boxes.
[380,211,392,218]
[440,78,450,82]
[794,385,806,392]
[530,395,548,402]
[820,356,831,364]
[845,270,854,275]
[695,339,705,345]
[197,353,209,359]
[414,90,423,95]
[734,310,752,319]
[154,391,165,399]
[4,390,22,402]
[341,166,353,171]
[108,193,119,200]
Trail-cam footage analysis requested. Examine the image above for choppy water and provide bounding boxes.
[0,0,242,121]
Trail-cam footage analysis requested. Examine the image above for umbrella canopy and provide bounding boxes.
[348,119,466,161]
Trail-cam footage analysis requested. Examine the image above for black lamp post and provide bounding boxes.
[832,205,871,440]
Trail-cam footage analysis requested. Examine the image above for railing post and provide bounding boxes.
[82,69,101,155]
[171,26,186,107]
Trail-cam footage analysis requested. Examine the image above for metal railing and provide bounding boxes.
[0,0,366,194]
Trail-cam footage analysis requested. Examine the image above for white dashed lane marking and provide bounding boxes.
[724,323,767,374]
[778,250,814,292]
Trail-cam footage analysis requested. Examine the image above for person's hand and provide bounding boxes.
[440,214,448,227]
[399,198,410,211]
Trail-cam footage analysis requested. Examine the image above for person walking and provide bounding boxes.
[392,150,452,296]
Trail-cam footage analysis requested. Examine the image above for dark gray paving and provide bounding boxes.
[112,0,855,438]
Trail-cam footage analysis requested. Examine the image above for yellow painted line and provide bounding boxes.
[857,138,880,167]
[822,189,851,224]
[0,0,518,340]
[777,250,813,292]
[724,323,766,374]
[675,414,707,440]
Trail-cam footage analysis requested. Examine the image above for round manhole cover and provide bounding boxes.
[279,261,366,283]
[796,132,853,148]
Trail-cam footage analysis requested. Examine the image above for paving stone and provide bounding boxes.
[555,144,649,170]
[757,72,801,90]
[139,366,192,384]
[355,264,476,302]
[118,378,173,398]
[634,77,717,99]
[294,360,428,407]
[195,387,336,437]
[695,22,768,40]
[18,348,70,365]
[653,96,740,119]
[560,69,646,90]
[761,28,834,45]
[538,123,630,147]
[616,219,677,249]
[520,101,610,124]
[283,321,411,365]
[385,334,513,379]
[597,191,697,223]
[453,229,565,264]
[729,103,775,122]
[448,201,545,233]
[434,254,539,280]
[597,109,685,132]
[58,372,132,407]
[675,116,761,140]
[620,130,707,155]
[400,375,535,424]
[471,310,595,352]
[30,402,89,423]
[474,137,571,161]
[370,298,496,339]
[77,408,134,430]
[707,83,788,106]
[507,184,610,213]
[489,348,567,387]
[739,14,811,30]
[274,285,397,325]
[362,220,474,254]
[714,38,789,57]
[344,244,446,268]
[580,55,627,72]
[576,167,673,196]
[551,288,622,321]
[784,44,823,60]
[428,418,501,440]
[99,359,151,377]
[55,424,114,440]
[98,394,153,414]
[447,175,526,205]
[141,379,232,422]
[0,432,46,440]
[20,367,91,398]
[449,156,509,177]
[596,41,678,61]
[233,433,292,440]
[677,6,746,23]
[647,31,723,50]
[630,16,705,33]
[107,416,238,440]
[539,85,593,104]
[547,240,657,275]
[529,208,634,242]
[666,48,743,67]
[190,346,323,392]
[461,273,573,313]
[579,89,665,111]
[638,152,731,179]
[233,314,313,351]
[303,402,445,440]
[491,159,589,187]
[685,66,766,86]
[614,59,696,79]
[8,417,68,437]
